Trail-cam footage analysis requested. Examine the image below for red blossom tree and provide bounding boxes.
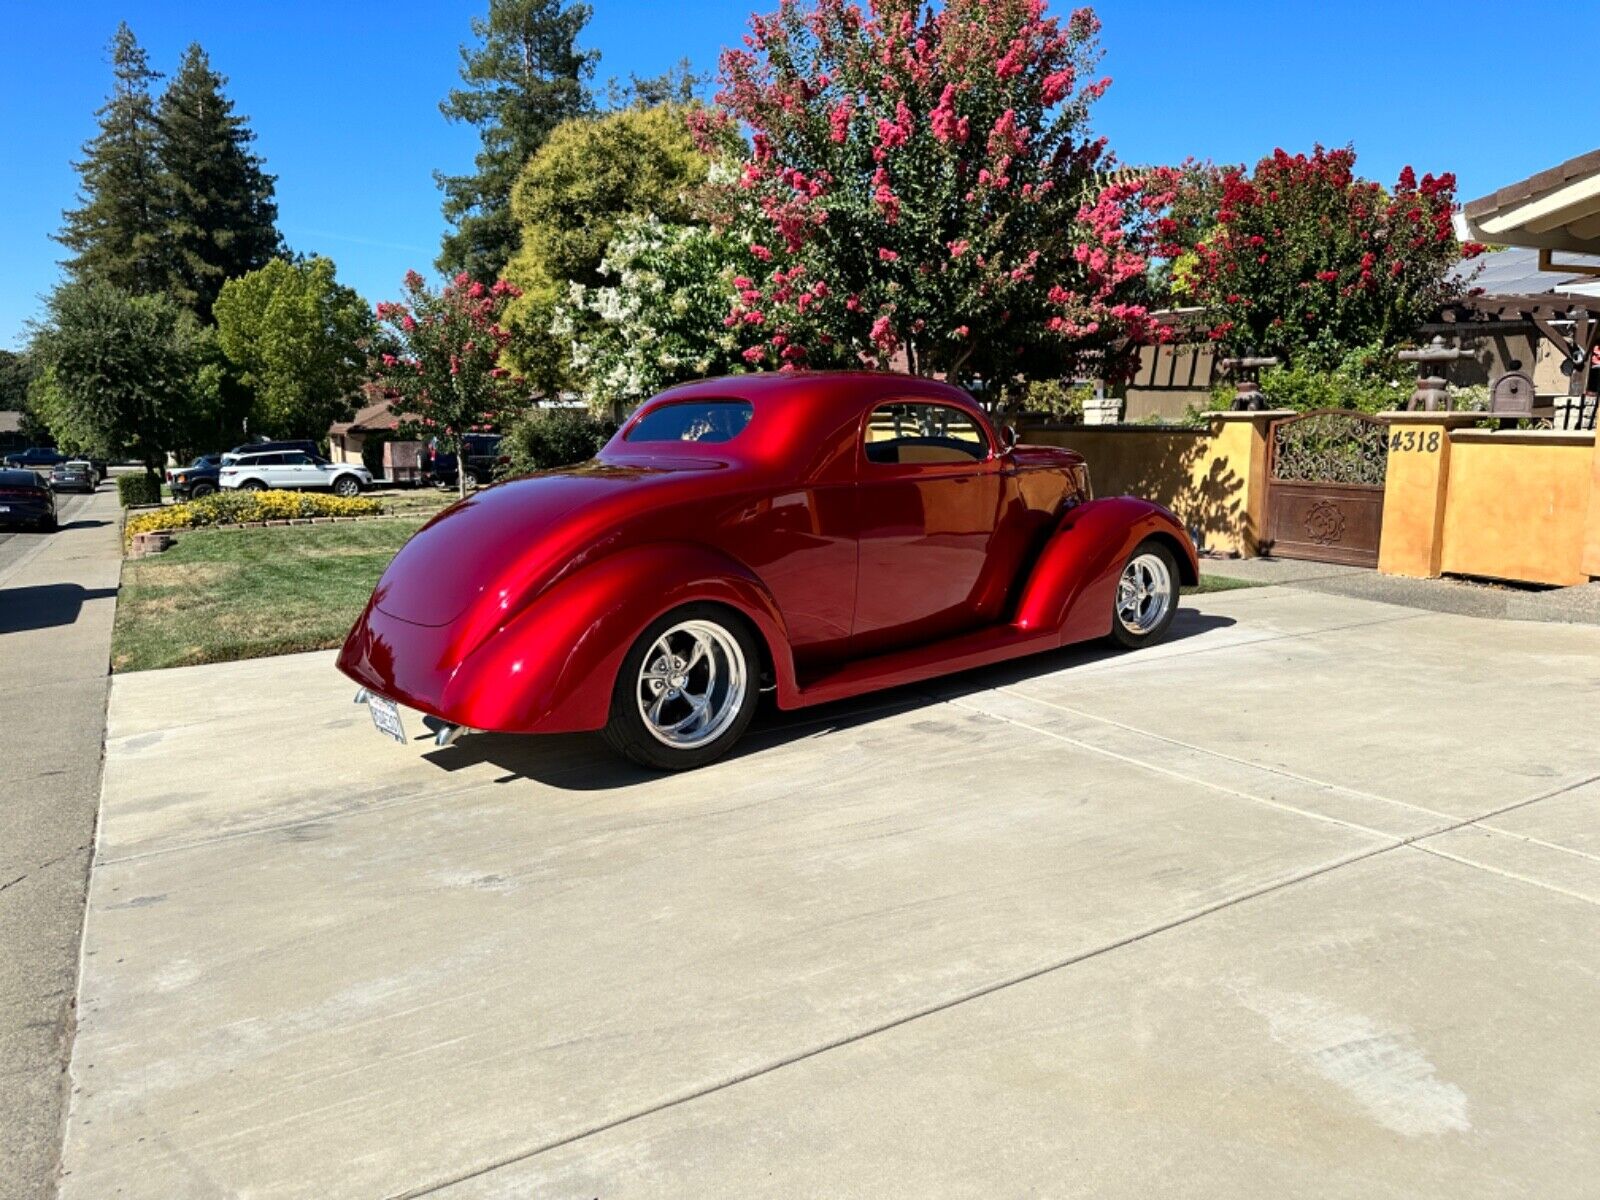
[373,270,524,497]
[696,0,1174,384]
[1164,146,1484,367]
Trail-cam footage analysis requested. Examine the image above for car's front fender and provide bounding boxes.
[340,541,798,735]
[1013,497,1199,645]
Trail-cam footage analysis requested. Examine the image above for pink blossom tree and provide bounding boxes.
[373,270,523,497]
[698,0,1174,384]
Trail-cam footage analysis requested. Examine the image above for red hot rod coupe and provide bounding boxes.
[339,372,1198,770]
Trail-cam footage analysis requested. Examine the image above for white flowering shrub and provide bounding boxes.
[555,217,758,414]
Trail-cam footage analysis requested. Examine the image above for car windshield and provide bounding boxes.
[625,400,754,444]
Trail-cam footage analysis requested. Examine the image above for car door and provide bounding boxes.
[851,400,1005,656]
[277,452,319,489]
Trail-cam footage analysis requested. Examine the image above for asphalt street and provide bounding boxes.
[0,481,120,1200]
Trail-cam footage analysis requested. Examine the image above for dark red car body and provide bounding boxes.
[338,372,1197,736]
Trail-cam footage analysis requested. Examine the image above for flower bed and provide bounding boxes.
[125,490,385,543]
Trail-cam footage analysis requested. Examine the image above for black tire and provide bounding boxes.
[240,478,266,492]
[38,511,57,533]
[190,481,216,499]
[602,603,761,771]
[332,475,362,498]
[1107,538,1180,650]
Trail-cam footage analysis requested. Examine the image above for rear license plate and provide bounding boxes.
[367,694,406,744]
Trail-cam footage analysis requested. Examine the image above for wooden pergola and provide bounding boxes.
[1452,149,1600,426]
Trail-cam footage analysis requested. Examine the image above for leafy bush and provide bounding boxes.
[125,489,382,540]
[500,407,616,475]
[1203,344,1410,415]
[117,473,162,507]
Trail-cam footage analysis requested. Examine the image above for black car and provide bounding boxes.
[0,469,58,531]
[422,433,505,488]
[49,462,97,493]
[169,454,224,500]
[225,439,320,463]
[3,447,69,472]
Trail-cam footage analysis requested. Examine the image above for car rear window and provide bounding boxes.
[625,400,753,444]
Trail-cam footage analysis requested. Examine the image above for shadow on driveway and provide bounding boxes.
[419,608,1238,791]
[0,584,119,634]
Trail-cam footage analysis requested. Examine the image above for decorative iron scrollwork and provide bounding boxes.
[1271,411,1388,486]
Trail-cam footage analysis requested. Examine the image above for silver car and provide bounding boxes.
[219,450,371,498]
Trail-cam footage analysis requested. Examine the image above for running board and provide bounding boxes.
[791,624,1058,709]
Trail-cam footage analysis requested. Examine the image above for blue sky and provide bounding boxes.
[0,0,1578,349]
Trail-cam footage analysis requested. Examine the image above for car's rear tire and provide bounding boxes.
[240,479,266,492]
[333,475,362,498]
[603,604,761,771]
[38,511,57,533]
[1107,539,1180,650]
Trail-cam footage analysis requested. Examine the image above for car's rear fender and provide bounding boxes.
[341,542,798,735]
[1012,497,1199,644]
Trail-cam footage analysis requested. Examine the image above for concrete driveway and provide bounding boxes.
[61,586,1600,1198]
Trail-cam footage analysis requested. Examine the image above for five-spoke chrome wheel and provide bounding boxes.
[635,619,748,750]
[1116,550,1174,636]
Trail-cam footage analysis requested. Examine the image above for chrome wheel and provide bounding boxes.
[1116,552,1173,635]
[636,619,748,750]
[334,476,360,498]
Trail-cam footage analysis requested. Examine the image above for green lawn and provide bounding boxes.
[113,519,428,672]
[1183,573,1264,595]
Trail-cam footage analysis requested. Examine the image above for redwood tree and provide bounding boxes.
[373,271,523,497]
[700,0,1173,382]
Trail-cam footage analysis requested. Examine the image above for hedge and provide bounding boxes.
[116,474,162,507]
[125,490,384,541]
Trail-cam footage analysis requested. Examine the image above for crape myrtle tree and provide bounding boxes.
[372,271,525,498]
[1164,146,1484,368]
[697,0,1175,383]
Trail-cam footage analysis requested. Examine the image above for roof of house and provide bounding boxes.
[1447,245,1600,299]
[1454,147,1600,255]
[329,396,413,437]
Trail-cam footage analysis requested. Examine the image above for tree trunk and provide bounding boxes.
[457,435,469,501]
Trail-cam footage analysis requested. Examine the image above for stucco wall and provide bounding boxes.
[1440,430,1595,586]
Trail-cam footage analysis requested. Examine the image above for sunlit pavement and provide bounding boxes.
[61,586,1600,1198]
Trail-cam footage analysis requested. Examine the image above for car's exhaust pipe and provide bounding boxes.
[432,722,467,748]
[353,688,369,704]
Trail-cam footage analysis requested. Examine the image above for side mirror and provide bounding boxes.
[1000,424,1019,451]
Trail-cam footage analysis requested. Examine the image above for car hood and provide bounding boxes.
[372,461,717,629]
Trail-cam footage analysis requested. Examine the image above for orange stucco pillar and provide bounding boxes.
[1377,412,1482,578]
[1583,431,1600,579]
[1207,410,1291,557]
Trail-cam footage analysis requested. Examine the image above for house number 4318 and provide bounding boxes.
[1389,430,1441,452]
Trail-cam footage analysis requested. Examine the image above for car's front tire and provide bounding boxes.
[1108,539,1180,650]
[332,475,362,498]
[603,604,761,771]
[190,482,216,499]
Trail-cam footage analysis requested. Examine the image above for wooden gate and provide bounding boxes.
[1264,410,1388,567]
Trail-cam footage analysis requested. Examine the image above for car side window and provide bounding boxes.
[863,402,989,465]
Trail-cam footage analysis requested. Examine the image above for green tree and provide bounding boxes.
[29,280,202,477]
[0,349,35,415]
[56,23,166,294]
[156,44,282,320]
[436,0,598,281]
[502,103,708,391]
[214,257,374,439]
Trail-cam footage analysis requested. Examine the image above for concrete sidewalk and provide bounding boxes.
[61,585,1600,1198]
[0,485,121,1200]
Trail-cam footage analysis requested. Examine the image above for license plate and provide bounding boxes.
[367,694,406,744]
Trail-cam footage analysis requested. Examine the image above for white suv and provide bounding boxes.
[219,451,371,497]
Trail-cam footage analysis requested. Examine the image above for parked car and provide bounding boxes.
[0,468,58,531]
[3,447,68,473]
[222,439,321,465]
[340,372,1198,771]
[49,462,97,493]
[422,433,505,488]
[219,450,371,497]
[169,454,224,500]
